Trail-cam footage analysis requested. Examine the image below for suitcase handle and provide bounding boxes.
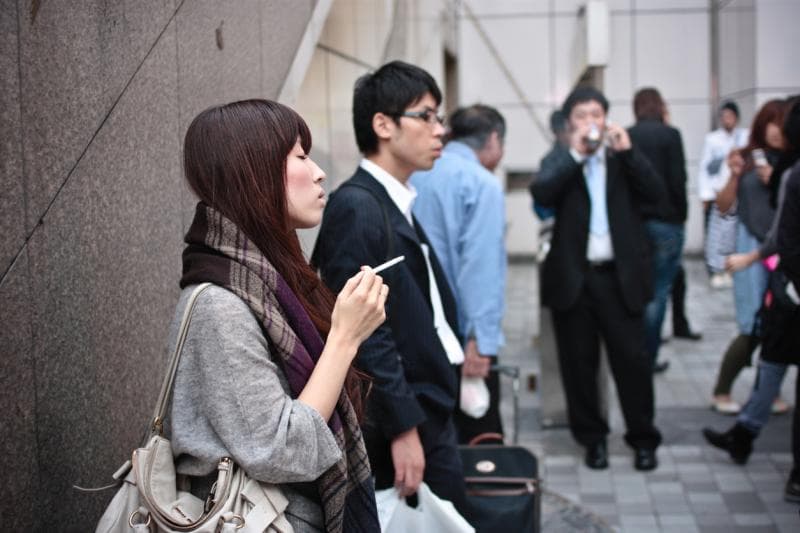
[467,432,505,446]
[464,476,539,496]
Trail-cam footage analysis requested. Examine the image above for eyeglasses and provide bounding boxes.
[397,109,445,126]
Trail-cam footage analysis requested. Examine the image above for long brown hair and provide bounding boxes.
[183,99,366,416]
[633,87,666,122]
[745,99,786,153]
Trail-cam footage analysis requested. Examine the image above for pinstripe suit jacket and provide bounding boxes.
[314,167,460,440]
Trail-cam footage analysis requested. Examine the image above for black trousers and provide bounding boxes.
[363,410,473,523]
[454,368,504,444]
[671,264,690,333]
[551,266,662,450]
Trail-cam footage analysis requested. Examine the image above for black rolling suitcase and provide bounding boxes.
[459,365,541,532]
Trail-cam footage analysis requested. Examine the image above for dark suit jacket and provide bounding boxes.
[314,167,459,440]
[628,119,688,223]
[529,147,664,314]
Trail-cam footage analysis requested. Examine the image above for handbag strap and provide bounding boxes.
[73,283,212,493]
[149,282,212,436]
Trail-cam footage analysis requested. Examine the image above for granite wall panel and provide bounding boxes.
[175,0,265,228]
[174,0,317,231]
[17,0,177,234]
[0,1,25,276]
[261,0,314,98]
[176,0,264,132]
[25,21,181,531]
[0,253,38,531]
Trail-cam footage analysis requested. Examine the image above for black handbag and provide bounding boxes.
[459,434,541,533]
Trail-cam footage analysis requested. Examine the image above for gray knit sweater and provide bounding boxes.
[167,285,343,531]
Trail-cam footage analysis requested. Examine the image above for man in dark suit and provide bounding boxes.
[313,61,473,517]
[529,86,663,471]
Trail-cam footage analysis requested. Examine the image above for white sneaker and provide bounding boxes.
[710,272,733,289]
[711,397,741,414]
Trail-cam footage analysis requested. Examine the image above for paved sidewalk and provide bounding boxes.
[499,258,799,532]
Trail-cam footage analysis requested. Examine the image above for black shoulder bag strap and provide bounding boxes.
[310,182,395,271]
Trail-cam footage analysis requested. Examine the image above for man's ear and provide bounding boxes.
[372,112,395,141]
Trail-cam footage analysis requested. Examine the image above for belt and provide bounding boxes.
[586,260,615,272]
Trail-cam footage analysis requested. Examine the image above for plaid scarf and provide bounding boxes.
[180,203,379,533]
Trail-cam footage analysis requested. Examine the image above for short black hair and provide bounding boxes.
[561,86,609,119]
[549,110,567,135]
[447,104,506,150]
[720,100,740,118]
[352,61,442,155]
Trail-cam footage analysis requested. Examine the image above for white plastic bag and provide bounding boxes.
[459,377,490,418]
[375,482,474,532]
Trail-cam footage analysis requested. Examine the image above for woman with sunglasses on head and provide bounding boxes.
[169,99,386,532]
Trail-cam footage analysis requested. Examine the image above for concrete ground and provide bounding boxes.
[498,258,799,533]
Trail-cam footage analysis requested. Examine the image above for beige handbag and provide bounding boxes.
[80,283,294,533]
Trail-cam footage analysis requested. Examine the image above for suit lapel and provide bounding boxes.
[350,168,460,340]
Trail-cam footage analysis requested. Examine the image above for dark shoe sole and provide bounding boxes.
[584,459,609,470]
[634,449,658,471]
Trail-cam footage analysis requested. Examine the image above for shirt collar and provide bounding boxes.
[588,147,606,165]
[359,158,417,224]
[444,140,479,163]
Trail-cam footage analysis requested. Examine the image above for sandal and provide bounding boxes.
[711,396,741,415]
[772,397,791,415]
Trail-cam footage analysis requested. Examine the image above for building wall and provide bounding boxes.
[459,0,799,256]
[2,0,797,529]
[0,1,317,529]
[291,0,454,251]
[719,0,800,119]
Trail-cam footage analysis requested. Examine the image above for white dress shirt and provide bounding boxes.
[359,159,465,364]
[570,148,614,261]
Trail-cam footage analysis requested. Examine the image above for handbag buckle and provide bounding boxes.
[128,508,152,528]
[204,481,218,513]
[152,416,164,436]
[218,513,245,530]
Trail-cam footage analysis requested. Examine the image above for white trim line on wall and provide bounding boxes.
[278,0,333,105]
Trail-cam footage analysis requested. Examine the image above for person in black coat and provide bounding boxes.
[312,61,475,521]
[627,87,696,374]
[530,86,664,471]
[702,96,800,504]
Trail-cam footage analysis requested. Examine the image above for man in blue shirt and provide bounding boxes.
[411,104,507,442]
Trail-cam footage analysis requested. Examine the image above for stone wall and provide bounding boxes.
[0,1,316,529]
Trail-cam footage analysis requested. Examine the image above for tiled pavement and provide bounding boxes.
[499,258,799,532]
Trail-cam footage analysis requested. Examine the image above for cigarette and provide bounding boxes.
[371,255,405,274]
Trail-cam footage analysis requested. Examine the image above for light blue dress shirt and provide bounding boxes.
[410,141,506,356]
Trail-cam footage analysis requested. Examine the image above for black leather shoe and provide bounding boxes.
[653,360,670,374]
[702,424,755,464]
[674,328,702,340]
[634,448,658,471]
[585,441,608,470]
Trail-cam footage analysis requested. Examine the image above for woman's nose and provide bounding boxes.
[312,160,326,182]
